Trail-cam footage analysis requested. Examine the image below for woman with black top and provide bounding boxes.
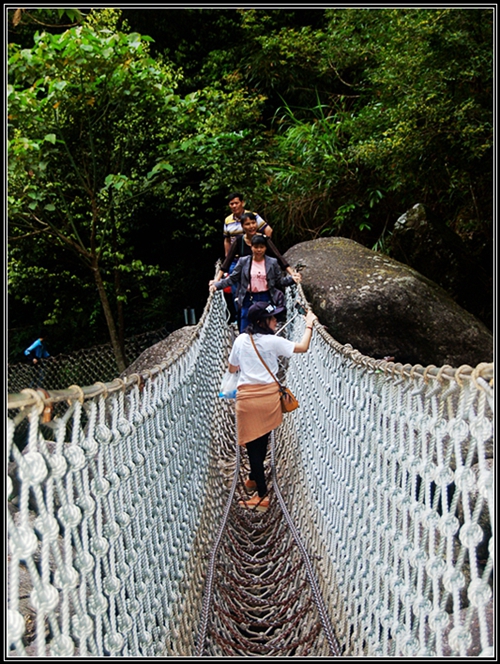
[213,212,301,326]
[209,234,301,332]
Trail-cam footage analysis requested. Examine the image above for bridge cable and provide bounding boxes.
[269,429,341,657]
[195,428,342,657]
[195,444,242,656]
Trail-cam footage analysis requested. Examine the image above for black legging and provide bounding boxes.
[245,433,270,497]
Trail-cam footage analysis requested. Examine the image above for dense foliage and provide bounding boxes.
[9,17,190,370]
[7,8,493,364]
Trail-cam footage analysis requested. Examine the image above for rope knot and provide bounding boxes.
[30,582,59,613]
[18,451,47,485]
[7,609,25,645]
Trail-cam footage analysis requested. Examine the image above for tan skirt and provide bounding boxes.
[236,382,282,446]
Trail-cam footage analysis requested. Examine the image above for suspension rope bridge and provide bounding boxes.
[7,286,494,657]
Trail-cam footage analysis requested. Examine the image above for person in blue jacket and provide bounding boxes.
[24,336,50,363]
[24,336,50,387]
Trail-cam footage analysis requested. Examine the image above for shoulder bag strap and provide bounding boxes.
[249,334,281,386]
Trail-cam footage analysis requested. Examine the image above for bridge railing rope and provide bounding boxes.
[7,292,233,657]
[276,286,493,657]
[7,285,494,657]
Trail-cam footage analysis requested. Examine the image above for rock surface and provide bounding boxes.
[284,237,492,367]
[390,203,493,329]
[121,326,196,378]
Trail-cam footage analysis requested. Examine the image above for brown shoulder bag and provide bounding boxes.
[249,335,299,413]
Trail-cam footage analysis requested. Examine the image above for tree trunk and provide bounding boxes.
[115,268,126,363]
[111,208,127,364]
[92,262,127,374]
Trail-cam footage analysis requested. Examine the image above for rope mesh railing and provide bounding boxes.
[7,285,494,657]
[7,297,231,656]
[276,287,494,657]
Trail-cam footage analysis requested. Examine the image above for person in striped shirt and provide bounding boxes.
[223,192,273,256]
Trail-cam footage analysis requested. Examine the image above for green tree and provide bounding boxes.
[330,9,493,236]
[251,8,492,255]
[162,81,269,242]
[8,9,493,361]
[7,7,86,47]
[8,16,192,371]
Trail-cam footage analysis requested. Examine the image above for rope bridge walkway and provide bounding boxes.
[7,287,494,657]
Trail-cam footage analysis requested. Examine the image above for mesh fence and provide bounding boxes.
[7,328,171,394]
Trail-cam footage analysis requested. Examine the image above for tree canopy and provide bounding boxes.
[9,20,186,370]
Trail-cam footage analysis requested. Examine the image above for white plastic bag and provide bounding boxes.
[218,370,239,399]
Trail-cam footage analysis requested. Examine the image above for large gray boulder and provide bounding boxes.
[284,237,492,367]
[121,326,196,379]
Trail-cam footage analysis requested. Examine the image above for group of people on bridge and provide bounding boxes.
[209,193,317,512]
[209,192,302,332]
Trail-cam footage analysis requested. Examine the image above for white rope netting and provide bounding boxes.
[7,287,494,657]
[276,288,494,657]
[7,294,233,656]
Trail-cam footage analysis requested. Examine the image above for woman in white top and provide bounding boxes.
[228,300,318,511]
